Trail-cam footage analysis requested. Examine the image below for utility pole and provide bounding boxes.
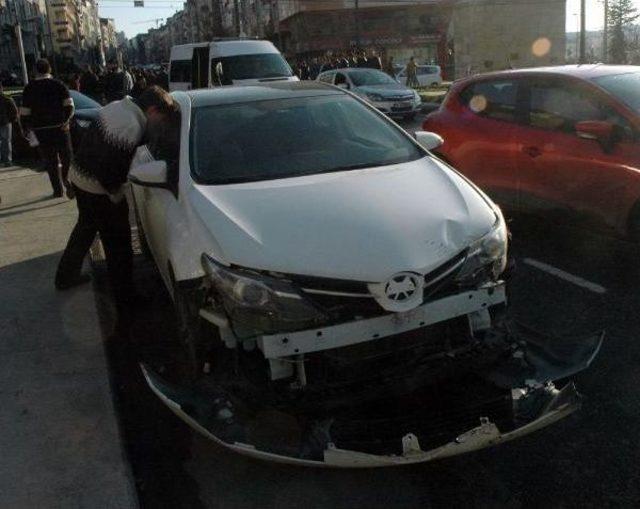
[15,24,29,84]
[10,0,29,84]
[579,0,586,63]
[355,0,360,48]
[234,0,240,36]
[603,0,609,63]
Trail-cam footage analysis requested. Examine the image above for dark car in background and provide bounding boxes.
[423,65,640,239]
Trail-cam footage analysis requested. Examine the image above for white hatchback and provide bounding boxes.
[129,82,599,467]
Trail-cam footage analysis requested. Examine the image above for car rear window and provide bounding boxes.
[460,80,518,122]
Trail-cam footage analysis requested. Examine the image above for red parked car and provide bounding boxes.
[423,65,640,239]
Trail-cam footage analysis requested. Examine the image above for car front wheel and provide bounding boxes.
[173,284,205,383]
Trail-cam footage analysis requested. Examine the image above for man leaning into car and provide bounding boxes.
[54,85,178,336]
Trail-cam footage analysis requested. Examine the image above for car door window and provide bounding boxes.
[319,72,334,84]
[527,79,635,140]
[461,80,519,123]
[335,72,349,87]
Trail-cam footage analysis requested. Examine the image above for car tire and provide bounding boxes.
[430,82,439,88]
[133,199,152,260]
[173,282,205,383]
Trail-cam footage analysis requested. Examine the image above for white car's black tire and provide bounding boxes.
[173,284,204,383]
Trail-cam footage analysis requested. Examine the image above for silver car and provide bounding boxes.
[318,67,422,119]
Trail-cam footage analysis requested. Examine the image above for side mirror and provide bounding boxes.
[414,131,444,151]
[129,160,169,188]
[576,120,614,152]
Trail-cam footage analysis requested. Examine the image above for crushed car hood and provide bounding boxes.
[189,157,496,282]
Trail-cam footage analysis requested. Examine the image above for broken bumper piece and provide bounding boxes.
[140,364,585,468]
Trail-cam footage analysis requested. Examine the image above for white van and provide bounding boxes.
[169,38,297,92]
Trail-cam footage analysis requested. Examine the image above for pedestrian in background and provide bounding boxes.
[0,82,20,167]
[20,59,74,198]
[68,73,81,92]
[130,74,147,99]
[368,49,382,70]
[406,56,419,88]
[384,56,397,79]
[80,65,101,102]
[55,86,178,336]
[103,60,129,103]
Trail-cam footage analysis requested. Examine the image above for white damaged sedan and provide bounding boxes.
[129,82,602,467]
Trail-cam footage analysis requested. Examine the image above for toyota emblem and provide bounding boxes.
[385,274,419,302]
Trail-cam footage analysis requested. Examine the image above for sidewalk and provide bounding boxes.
[0,164,139,508]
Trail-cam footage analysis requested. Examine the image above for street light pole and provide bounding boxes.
[9,0,29,84]
[603,0,608,63]
[579,0,586,63]
[355,0,360,48]
[15,24,29,84]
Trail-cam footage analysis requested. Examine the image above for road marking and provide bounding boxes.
[522,258,607,294]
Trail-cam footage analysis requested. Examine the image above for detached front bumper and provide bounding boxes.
[140,321,603,467]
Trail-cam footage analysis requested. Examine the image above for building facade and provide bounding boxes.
[0,0,48,77]
[99,16,117,62]
[452,0,566,76]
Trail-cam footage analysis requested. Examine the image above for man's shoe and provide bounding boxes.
[55,274,91,290]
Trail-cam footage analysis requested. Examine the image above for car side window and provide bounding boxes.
[461,80,519,123]
[527,79,635,140]
[335,72,348,87]
[318,72,335,84]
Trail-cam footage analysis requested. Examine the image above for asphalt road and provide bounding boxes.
[93,113,640,509]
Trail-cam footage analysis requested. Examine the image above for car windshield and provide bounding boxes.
[349,69,398,86]
[69,90,100,110]
[211,53,293,83]
[190,94,423,184]
[592,72,640,113]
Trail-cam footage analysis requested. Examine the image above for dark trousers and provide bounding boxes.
[56,185,134,322]
[37,129,72,196]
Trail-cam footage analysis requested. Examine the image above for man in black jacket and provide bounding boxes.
[55,86,178,334]
[21,59,74,197]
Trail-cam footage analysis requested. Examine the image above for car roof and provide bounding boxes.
[186,81,344,107]
[462,64,640,82]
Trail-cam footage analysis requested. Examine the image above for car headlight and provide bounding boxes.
[366,92,384,102]
[455,209,508,285]
[201,254,328,338]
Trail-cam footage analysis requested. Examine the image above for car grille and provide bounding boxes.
[288,250,468,320]
[387,95,414,101]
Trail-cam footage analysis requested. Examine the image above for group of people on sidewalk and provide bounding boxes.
[2,57,179,336]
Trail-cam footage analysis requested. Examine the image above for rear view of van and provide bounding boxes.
[169,39,297,92]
